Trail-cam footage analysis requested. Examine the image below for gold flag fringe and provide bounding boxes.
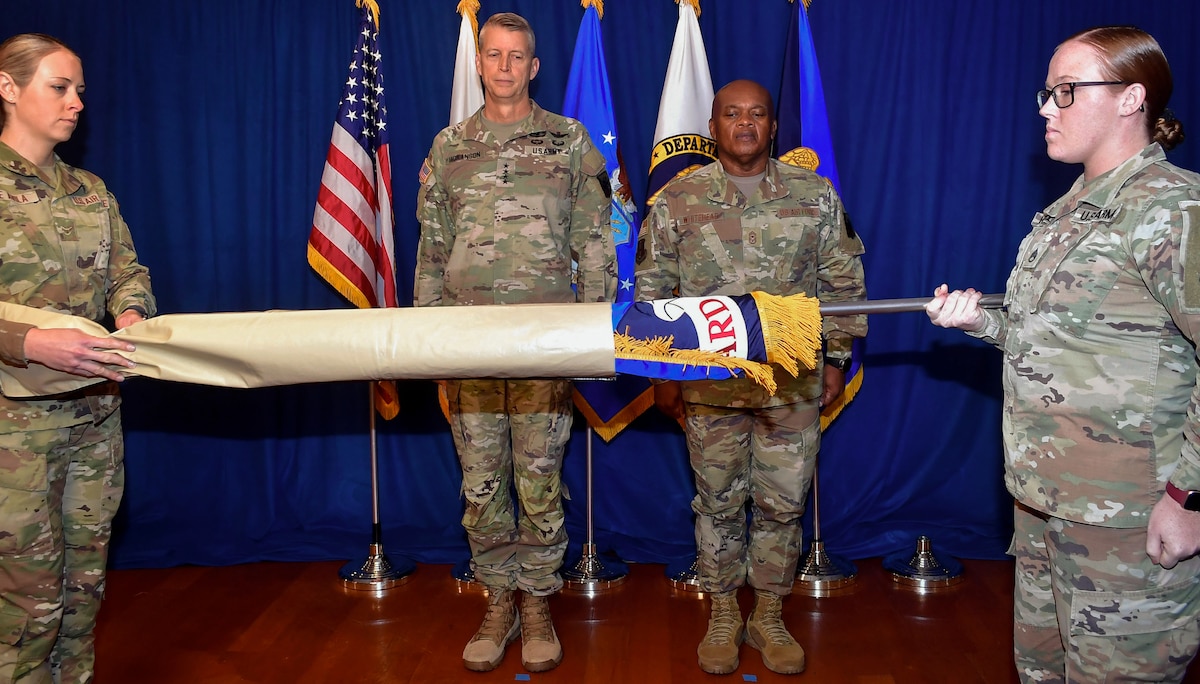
[750,291,822,376]
[820,363,861,431]
[456,0,480,42]
[614,332,779,394]
[581,0,605,20]
[572,385,655,442]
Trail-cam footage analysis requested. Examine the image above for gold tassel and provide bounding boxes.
[357,0,381,29]
[750,291,823,377]
[456,0,480,43]
[581,0,605,20]
[820,363,862,430]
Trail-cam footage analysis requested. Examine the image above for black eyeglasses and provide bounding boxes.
[1036,81,1127,109]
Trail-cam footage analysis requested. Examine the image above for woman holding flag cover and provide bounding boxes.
[637,79,866,676]
[414,11,614,675]
[928,26,1200,682]
[0,33,155,683]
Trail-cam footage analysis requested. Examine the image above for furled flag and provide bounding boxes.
[563,0,650,441]
[0,292,829,400]
[777,0,860,429]
[645,0,717,209]
[307,0,399,419]
[450,0,484,126]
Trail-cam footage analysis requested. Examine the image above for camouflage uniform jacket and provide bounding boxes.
[636,158,867,408]
[0,141,156,433]
[970,143,1200,527]
[414,101,615,307]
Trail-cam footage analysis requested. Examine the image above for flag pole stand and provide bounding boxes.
[340,383,415,591]
[883,535,965,592]
[795,464,858,597]
[451,559,480,587]
[564,427,628,594]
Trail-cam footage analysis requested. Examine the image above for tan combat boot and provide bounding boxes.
[519,592,562,672]
[746,590,806,674]
[697,590,743,674]
[462,589,519,672]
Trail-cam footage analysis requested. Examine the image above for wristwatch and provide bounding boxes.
[824,355,852,373]
[1165,481,1200,512]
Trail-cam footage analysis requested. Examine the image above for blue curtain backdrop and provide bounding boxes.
[6,1,1199,569]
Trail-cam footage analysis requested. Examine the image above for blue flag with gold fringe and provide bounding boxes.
[778,0,862,428]
[564,1,653,441]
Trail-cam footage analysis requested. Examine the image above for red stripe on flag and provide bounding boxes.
[307,6,399,418]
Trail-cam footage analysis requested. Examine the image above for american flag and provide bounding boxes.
[307,2,399,418]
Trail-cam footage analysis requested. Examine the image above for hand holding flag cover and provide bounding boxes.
[307,0,399,419]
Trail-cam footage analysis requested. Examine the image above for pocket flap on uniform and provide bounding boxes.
[1069,576,1200,637]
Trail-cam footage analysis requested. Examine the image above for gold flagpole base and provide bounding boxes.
[884,535,965,592]
[794,539,858,597]
[339,543,414,592]
[563,543,628,595]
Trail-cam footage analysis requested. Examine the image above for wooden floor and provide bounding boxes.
[93,556,1200,683]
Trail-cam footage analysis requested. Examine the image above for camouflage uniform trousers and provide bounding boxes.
[683,399,820,596]
[446,378,573,596]
[0,411,124,684]
[1011,501,1200,683]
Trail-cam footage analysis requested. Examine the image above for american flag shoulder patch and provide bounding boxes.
[418,158,432,184]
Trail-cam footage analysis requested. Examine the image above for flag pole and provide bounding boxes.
[563,426,628,594]
[794,463,857,596]
[339,383,415,591]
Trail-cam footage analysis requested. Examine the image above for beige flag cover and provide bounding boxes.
[0,301,617,399]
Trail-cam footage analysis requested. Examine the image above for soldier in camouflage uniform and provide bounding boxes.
[0,34,155,684]
[928,27,1200,683]
[414,12,614,675]
[636,80,867,676]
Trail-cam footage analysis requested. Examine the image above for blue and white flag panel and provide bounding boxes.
[778,0,841,193]
[777,0,861,427]
[563,2,653,440]
[562,3,639,303]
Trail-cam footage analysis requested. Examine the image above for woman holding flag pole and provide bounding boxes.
[928,26,1200,682]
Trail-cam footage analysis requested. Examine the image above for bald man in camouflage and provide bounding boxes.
[637,79,867,676]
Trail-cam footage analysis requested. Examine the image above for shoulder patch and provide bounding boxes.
[418,157,432,185]
[1182,202,1200,310]
[582,146,606,178]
